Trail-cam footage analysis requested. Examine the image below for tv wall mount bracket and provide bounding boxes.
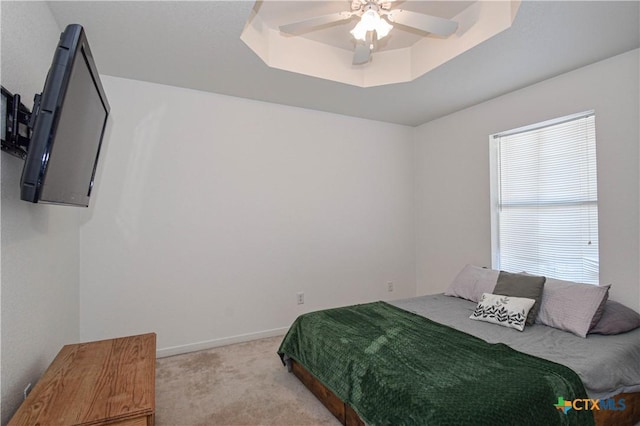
[1,85,41,160]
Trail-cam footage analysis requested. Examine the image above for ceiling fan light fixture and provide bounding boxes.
[350,9,393,41]
[374,15,393,39]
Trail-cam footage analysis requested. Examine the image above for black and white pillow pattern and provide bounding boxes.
[470,293,536,331]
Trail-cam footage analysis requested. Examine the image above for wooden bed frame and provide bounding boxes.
[291,360,364,426]
[290,359,640,426]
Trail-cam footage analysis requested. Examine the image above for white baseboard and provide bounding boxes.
[156,327,289,358]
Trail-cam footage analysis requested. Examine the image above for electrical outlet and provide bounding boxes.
[23,383,32,400]
[387,282,394,292]
[297,292,304,305]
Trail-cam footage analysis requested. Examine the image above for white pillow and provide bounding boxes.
[444,264,500,303]
[470,293,536,331]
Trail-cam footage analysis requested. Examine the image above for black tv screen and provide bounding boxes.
[21,24,110,207]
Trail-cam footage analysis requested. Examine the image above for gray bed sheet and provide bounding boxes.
[390,293,640,399]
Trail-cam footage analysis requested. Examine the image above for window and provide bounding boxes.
[490,111,599,284]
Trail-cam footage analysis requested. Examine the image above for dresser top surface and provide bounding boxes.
[9,333,156,425]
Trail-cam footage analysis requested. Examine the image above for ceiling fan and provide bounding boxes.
[279,0,459,65]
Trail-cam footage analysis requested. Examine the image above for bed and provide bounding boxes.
[278,271,640,426]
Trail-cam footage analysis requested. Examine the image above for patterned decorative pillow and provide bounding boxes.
[470,293,536,331]
[444,264,500,303]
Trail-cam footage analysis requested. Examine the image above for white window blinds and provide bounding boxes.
[491,112,599,284]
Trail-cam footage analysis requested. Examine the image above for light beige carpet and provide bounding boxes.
[155,336,342,425]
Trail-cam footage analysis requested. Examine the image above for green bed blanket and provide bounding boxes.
[278,301,594,425]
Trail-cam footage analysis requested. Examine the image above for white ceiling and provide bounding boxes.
[46,1,640,127]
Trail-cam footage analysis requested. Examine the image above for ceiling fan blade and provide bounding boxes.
[353,42,371,65]
[279,11,354,34]
[353,32,373,65]
[385,9,458,37]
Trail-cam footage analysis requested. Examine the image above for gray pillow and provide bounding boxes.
[589,301,640,335]
[493,271,546,325]
[444,264,499,303]
[535,277,610,338]
[589,291,609,330]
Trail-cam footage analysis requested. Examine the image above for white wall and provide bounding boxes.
[415,49,640,311]
[79,77,416,355]
[0,2,80,424]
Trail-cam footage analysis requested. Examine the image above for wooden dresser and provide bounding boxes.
[9,333,156,426]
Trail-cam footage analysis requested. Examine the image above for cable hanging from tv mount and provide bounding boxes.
[1,85,40,160]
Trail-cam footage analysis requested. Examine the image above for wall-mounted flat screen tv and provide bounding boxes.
[20,24,110,207]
